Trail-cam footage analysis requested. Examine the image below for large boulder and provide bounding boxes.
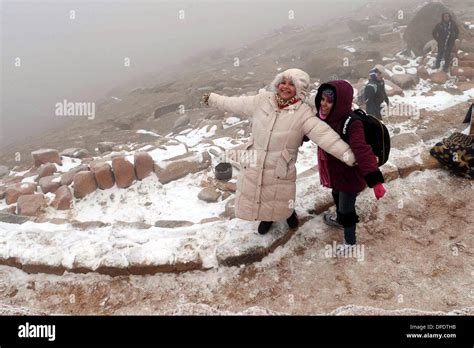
[60,164,89,186]
[134,152,154,180]
[31,149,61,167]
[391,74,417,89]
[111,157,136,188]
[5,182,37,204]
[384,80,404,97]
[91,162,115,189]
[17,193,47,216]
[38,175,61,194]
[404,3,461,56]
[154,151,212,184]
[73,171,97,198]
[51,185,73,210]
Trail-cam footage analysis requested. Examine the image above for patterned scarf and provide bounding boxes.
[275,94,300,109]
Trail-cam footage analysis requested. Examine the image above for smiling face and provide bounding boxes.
[277,77,297,100]
[320,94,334,116]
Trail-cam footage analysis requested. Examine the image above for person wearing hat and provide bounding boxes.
[202,68,356,235]
[432,12,459,72]
[315,80,386,255]
[364,68,389,120]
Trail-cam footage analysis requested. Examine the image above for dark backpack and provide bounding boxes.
[341,109,391,167]
[356,82,377,106]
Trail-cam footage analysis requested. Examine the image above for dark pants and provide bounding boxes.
[435,43,454,70]
[332,190,359,245]
[366,101,382,120]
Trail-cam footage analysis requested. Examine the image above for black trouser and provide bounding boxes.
[436,43,454,69]
[332,190,359,245]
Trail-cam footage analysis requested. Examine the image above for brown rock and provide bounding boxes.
[97,142,115,153]
[36,163,57,181]
[420,151,441,170]
[451,67,474,78]
[200,177,237,192]
[391,74,416,89]
[417,66,429,80]
[154,220,194,228]
[51,185,73,210]
[92,163,115,189]
[5,183,37,204]
[134,152,154,180]
[384,80,404,97]
[457,82,474,92]
[17,194,47,216]
[112,157,136,188]
[155,151,212,184]
[198,188,221,203]
[38,176,61,194]
[430,71,449,84]
[459,60,474,68]
[31,149,61,167]
[60,148,91,159]
[392,157,423,178]
[73,171,97,198]
[60,164,89,186]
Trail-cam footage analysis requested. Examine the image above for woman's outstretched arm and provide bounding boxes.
[301,113,356,167]
[203,92,259,118]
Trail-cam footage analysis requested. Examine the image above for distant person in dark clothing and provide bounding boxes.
[432,12,459,72]
[364,68,389,120]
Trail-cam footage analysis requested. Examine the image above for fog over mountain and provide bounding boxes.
[1,0,367,148]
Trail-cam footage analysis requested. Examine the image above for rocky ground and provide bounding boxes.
[0,168,472,315]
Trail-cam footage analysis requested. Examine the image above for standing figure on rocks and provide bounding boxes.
[201,68,356,235]
[363,68,389,120]
[316,80,386,255]
[432,12,459,72]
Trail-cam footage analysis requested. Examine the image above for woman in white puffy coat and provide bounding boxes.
[202,68,356,234]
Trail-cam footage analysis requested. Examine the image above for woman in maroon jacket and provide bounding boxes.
[315,80,386,252]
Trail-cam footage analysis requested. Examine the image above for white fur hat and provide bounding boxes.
[270,68,311,101]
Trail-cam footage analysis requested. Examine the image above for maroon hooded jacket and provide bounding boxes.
[315,80,384,193]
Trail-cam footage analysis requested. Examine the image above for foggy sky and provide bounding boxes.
[1,0,366,148]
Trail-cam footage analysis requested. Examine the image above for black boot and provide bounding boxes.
[286,210,299,229]
[258,221,273,235]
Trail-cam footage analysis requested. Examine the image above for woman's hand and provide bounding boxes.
[201,92,211,106]
[373,182,386,200]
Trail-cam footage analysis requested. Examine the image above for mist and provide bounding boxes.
[1,0,368,148]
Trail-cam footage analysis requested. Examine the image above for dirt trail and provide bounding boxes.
[0,169,472,315]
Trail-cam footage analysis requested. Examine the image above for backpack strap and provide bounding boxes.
[341,110,364,142]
